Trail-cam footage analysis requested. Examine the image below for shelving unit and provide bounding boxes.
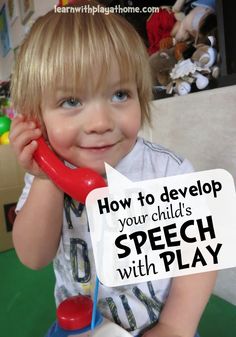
[216,0,236,87]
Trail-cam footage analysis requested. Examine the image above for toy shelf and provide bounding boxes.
[216,0,236,87]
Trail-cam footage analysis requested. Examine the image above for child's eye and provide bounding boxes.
[112,90,129,102]
[61,98,81,108]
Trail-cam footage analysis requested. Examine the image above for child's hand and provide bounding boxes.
[9,114,47,178]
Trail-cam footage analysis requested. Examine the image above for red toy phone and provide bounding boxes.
[34,137,106,204]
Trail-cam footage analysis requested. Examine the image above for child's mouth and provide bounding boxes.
[79,143,115,153]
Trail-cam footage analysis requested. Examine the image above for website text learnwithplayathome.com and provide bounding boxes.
[54,4,160,15]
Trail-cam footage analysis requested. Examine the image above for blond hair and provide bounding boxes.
[11,0,152,124]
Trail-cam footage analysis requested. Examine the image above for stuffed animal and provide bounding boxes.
[149,48,177,86]
[191,42,216,68]
[159,36,189,60]
[172,0,188,13]
[146,8,177,54]
[168,39,218,95]
[191,39,220,78]
[172,0,216,13]
[171,5,215,42]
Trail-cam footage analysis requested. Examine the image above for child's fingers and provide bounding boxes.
[19,141,47,178]
[18,140,39,170]
[14,126,41,146]
[11,128,42,157]
[9,114,26,132]
[10,119,37,141]
[9,117,42,154]
[9,115,47,176]
[10,113,24,125]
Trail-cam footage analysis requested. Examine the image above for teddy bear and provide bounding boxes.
[149,47,178,87]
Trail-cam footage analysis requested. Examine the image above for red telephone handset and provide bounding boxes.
[34,137,106,204]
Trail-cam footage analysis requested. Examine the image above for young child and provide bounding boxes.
[10,1,216,336]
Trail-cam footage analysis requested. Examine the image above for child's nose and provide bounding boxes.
[84,104,114,134]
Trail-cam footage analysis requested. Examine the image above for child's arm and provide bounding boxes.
[142,271,217,337]
[13,177,64,269]
[10,115,64,269]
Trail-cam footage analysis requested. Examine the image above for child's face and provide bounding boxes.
[41,62,141,174]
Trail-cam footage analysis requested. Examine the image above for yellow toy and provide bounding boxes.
[0,131,10,144]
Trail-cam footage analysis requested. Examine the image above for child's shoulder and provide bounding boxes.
[120,137,194,180]
[141,138,184,165]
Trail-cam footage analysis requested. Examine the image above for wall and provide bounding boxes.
[143,85,236,305]
[0,0,56,80]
